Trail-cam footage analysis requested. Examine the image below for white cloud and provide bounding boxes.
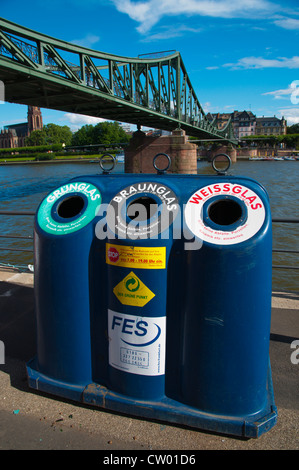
[278,107,299,125]
[111,0,277,34]
[202,102,237,113]
[71,34,100,48]
[224,56,299,69]
[62,113,106,130]
[202,101,220,113]
[141,24,201,41]
[262,83,296,100]
[223,104,237,110]
[273,16,299,30]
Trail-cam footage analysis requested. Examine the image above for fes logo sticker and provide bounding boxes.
[108,309,166,376]
[185,182,266,245]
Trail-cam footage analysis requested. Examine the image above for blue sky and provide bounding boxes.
[1,0,299,132]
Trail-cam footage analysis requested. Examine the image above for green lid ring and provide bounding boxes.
[37,181,102,235]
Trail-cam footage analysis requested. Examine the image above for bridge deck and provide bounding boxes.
[0,63,221,139]
[0,17,236,142]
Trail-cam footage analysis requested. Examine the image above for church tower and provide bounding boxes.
[27,106,43,134]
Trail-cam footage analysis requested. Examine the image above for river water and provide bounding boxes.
[0,159,298,292]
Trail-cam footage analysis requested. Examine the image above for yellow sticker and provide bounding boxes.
[113,272,155,307]
[106,244,166,269]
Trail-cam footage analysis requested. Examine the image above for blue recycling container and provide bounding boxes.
[27,156,277,438]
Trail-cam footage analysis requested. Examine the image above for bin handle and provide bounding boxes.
[99,153,116,174]
[153,153,171,174]
[211,153,231,175]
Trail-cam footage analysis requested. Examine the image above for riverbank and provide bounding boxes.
[1,154,298,165]
[0,155,120,165]
[0,157,97,164]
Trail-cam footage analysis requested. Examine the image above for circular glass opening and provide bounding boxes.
[208,199,243,226]
[127,196,158,221]
[57,196,85,219]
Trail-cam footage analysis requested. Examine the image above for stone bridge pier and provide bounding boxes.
[124,128,197,174]
[207,144,237,162]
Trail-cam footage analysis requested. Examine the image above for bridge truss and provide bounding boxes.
[0,17,236,143]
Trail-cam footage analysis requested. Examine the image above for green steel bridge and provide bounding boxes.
[0,17,236,143]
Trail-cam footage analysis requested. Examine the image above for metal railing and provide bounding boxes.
[0,211,34,263]
[272,218,299,270]
[0,211,298,270]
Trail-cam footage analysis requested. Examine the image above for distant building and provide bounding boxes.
[206,110,286,139]
[206,112,231,131]
[231,110,256,139]
[0,106,43,148]
[255,116,286,136]
[206,110,255,139]
[118,122,132,133]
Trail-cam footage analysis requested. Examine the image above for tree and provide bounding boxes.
[243,133,299,149]
[287,123,299,134]
[71,124,94,146]
[25,129,46,146]
[43,123,72,145]
[26,123,72,146]
[71,121,131,147]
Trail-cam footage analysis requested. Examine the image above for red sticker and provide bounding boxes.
[107,246,120,263]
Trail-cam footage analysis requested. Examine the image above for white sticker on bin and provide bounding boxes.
[184,182,266,245]
[108,310,166,376]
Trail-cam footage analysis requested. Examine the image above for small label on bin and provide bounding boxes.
[113,271,155,307]
[108,310,166,376]
[106,244,166,269]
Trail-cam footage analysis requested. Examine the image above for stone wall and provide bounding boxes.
[125,129,197,174]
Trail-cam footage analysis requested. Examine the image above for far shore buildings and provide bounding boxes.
[207,110,287,140]
[0,106,43,148]
[0,106,287,147]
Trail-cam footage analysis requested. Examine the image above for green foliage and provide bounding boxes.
[0,143,62,156]
[34,153,55,161]
[25,123,72,146]
[287,123,299,134]
[71,124,94,146]
[243,134,299,149]
[25,129,45,146]
[1,121,131,158]
[71,121,131,147]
